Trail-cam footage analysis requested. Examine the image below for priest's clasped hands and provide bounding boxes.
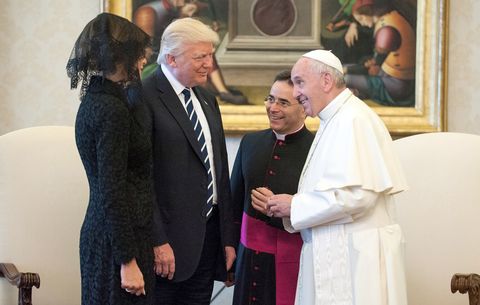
[251,187,293,218]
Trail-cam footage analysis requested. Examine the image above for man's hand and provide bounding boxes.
[154,243,175,280]
[267,194,293,217]
[225,271,235,287]
[251,187,274,216]
[224,246,236,287]
[225,246,236,271]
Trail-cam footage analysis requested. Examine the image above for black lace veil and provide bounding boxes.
[66,13,151,98]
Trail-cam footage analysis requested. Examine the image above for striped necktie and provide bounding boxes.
[182,88,214,218]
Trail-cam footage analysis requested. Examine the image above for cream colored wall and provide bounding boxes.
[447,0,480,132]
[0,1,99,135]
[0,0,478,135]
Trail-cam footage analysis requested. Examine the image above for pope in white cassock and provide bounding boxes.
[254,50,409,305]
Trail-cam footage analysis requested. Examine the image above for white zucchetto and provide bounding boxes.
[302,49,344,75]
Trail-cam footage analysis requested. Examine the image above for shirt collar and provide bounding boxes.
[161,64,186,96]
[319,88,352,122]
[273,124,305,141]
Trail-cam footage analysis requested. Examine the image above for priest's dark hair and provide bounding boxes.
[273,70,293,86]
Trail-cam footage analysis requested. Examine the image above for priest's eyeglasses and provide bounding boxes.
[264,96,300,108]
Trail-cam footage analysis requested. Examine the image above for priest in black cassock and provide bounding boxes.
[231,70,314,305]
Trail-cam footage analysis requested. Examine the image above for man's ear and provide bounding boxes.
[165,54,176,67]
[322,72,334,92]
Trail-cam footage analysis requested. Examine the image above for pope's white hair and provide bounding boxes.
[306,58,346,88]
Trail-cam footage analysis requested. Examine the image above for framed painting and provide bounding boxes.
[102,0,448,136]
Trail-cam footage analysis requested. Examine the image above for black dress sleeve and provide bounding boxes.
[94,98,138,264]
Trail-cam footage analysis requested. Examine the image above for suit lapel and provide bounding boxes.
[154,69,204,162]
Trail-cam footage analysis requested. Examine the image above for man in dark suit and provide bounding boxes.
[136,17,237,305]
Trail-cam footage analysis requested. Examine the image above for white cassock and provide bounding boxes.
[283,89,408,305]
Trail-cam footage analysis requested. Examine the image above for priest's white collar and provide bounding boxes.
[161,64,185,96]
[273,124,305,140]
[318,88,352,122]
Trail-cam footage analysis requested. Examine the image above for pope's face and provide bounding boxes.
[291,58,327,117]
[265,80,305,134]
[170,42,214,87]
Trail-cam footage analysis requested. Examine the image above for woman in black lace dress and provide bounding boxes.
[66,13,154,305]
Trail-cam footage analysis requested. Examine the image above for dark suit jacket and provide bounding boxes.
[136,67,236,282]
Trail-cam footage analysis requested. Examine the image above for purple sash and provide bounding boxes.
[240,212,302,305]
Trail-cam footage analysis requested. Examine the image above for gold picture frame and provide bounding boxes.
[102,0,448,136]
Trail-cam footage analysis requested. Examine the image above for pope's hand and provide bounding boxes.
[267,194,293,217]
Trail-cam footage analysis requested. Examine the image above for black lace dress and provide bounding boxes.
[75,76,154,305]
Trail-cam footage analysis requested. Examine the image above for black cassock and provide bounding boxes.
[231,126,314,305]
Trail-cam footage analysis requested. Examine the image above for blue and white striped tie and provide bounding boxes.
[182,88,214,218]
